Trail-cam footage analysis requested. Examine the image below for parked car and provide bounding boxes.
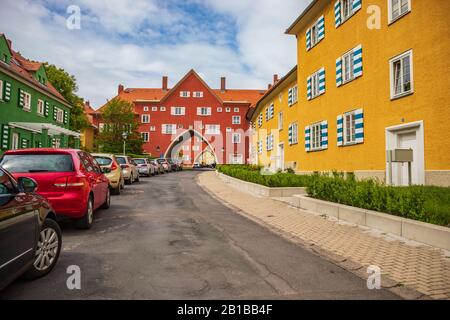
[0,149,110,229]
[169,159,183,171]
[92,153,125,195]
[167,159,179,172]
[133,158,155,177]
[0,167,62,290]
[157,158,171,173]
[150,159,164,174]
[193,162,202,169]
[115,155,139,184]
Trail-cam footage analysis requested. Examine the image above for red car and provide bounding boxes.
[0,149,110,229]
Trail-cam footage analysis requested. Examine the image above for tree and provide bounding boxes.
[97,98,143,155]
[43,63,90,132]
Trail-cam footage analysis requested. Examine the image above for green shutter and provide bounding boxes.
[4,81,11,102]
[44,101,50,117]
[53,106,57,121]
[63,110,68,124]
[1,125,10,149]
[18,89,24,108]
[21,138,28,149]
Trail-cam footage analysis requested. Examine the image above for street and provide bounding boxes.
[0,171,399,300]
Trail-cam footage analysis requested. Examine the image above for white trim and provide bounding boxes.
[389,49,414,100]
[141,132,150,142]
[232,115,241,125]
[388,0,411,24]
[141,114,150,123]
[0,79,3,101]
[37,99,45,116]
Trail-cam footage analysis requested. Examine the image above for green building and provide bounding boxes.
[0,34,80,155]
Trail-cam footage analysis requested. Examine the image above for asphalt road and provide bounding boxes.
[0,170,399,299]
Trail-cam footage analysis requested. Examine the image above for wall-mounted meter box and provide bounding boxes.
[387,149,413,162]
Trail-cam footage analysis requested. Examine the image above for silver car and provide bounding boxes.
[133,158,155,177]
[115,156,139,184]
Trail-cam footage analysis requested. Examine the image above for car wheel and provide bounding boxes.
[25,218,62,280]
[101,188,111,209]
[76,195,94,229]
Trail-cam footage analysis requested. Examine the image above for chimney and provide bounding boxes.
[162,76,168,91]
[273,74,279,85]
[86,100,90,107]
[118,84,124,95]
[220,77,226,92]
[268,83,272,90]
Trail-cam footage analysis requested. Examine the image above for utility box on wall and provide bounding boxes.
[387,149,413,162]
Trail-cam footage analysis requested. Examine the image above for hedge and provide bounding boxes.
[217,165,450,227]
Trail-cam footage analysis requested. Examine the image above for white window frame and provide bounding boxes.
[162,124,176,134]
[310,123,322,151]
[141,132,150,142]
[341,0,354,22]
[37,99,45,116]
[12,133,19,150]
[205,124,220,135]
[233,107,239,112]
[141,114,150,123]
[310,24,318,47]
[0,80,3,100]
[152,106,158,111]
[171,107,185,116]
[143,106,149,112]
[160,106,166,112]
[56,108,64,123]
[217,107,222,112]
[23,92,31,111]
[291,85,298,104]
[232,116,241,125]
[310,72,320,98]
[342,50,355,84]
[193,91,203,98]
[226,127,232,132]
[180,91,190,98]
[150,126,156,132]
[390,50,414,99]
[225,107,231,113]
[388,0,411,24]
[258,113,263,127]
[291,123,299,145]
[232,133,241,144]
[198,107,211,116]
[278,112,283,131]
[343,111,356,145]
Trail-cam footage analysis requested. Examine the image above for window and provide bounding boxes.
[310,72,320,98]
[162,124,176,134]
[344,111,356,144]
[229,154,243,164]
[197,107,211,116]
[258,113,263,127]
[141,132,150,142]
[205,124,220,135]
[234,107,239,112]
[342,51,355,83]
[291,123,298,144]
[160,106,166,112]
[232,116,241,125]
[193,91,203,98]
[341,0,353,21]
[226,127,232,132]
[225,107,231,112]
[171,107,185,115]
[311,123,322,150]
[389,0,411,23]
[142,114,150,123]
[258,140,263,154]
[152,106,158,111]
[56,108,64,123]
[192,145,200,151]
[37,99,44,115]
[23,92,31,110]
[53,138,61,148]
[278,112,283,130]
[390,50,413,99]
[180,91,190,98]
[266,134,274,151]
[143,106,149,112]
[232,133,241,144]
[0,80,3,100]
[150,126,156,132]
[311,24,318,47]
[217,107,222,112]
[288,85,298,106]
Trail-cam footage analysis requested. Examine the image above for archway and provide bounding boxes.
[194,148,216,166]
[164,129,219,165]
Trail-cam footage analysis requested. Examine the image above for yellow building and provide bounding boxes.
[80,101,98,151]
[248,67,298,171]
[281,0,450,186]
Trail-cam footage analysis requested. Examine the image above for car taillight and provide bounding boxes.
[121,164,129,169]
[111,162,118,170]
[54,176,86,188]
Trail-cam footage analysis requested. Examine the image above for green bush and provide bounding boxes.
[217,165,450,227]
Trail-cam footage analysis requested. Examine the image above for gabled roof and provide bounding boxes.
[97,69,266,112]
[0,35,69,106]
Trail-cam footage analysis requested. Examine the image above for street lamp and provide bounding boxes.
[122,132,128,156]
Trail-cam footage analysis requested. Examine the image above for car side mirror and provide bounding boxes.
[18,177,38,193]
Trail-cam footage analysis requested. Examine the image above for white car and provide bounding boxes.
[133,158,155,177]
[115,156,139,184]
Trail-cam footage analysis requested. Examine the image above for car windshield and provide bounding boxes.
[116,157,126,164]
[94,157,112,166]
[0,154,74,173]
[157,159,165,164]
[134,159,146,164]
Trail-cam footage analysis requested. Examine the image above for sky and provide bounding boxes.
[0,0,312,108]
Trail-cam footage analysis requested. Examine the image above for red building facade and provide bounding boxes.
[97,70,265,164]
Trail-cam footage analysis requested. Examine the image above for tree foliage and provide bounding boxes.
[97,98,143,155]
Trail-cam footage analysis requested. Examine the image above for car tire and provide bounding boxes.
[101,188,111,209]
[24,218,62,280]
[76,195,94,229]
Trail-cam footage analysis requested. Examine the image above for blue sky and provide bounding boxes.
[0,0,311,108]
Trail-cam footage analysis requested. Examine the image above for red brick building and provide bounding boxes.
[97,70,265,164]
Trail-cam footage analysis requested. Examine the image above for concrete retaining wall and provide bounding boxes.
[217,172,307,197]
[293,195,450,251]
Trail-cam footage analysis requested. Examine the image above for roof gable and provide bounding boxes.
[0,34,12,64]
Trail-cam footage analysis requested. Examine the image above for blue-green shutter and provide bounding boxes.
[334,0,342,27]
[288,124,293,145]
[353,0,362,12]
[306,28,311,51]
[353,45,363,78]
[317,15,325,41]
[305,126,311,152]
[337,115,344,146]
[320,121,328,149]
[355,108,364,144]
[307,76,312,100]
[288,88,293,105]
[336,57,343,87]
[319,68,326,95]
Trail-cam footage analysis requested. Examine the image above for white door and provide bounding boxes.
[277,143,284,171]
[11,133,19,150]
[395,131,417,186]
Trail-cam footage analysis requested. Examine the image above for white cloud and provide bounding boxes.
[0,0,311,108]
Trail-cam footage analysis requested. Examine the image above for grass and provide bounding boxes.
[217,165,450,227]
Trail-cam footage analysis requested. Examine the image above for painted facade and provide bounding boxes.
[96,70,265,164]
[0,34,79,154]
[271,0,450,186]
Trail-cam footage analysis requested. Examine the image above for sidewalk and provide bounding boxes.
[197,171,450,300]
